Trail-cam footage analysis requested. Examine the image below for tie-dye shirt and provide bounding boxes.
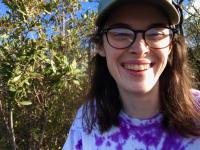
[63,89,200,150]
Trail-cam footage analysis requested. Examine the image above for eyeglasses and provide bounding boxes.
[101,26,177,49]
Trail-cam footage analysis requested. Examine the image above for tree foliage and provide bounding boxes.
[0,0,96,149]
[183,0,200,87]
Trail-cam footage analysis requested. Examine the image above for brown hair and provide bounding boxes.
[159,35,200,137]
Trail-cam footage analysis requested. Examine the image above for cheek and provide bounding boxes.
[153,48,171,73]
[103,46,124,76]
[160,52,170,74]
[163,48,171,62]
[156,47,171,62]
[105,50,120,66]
[103,39,120,60]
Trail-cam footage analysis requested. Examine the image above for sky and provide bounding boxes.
[0,0,9,17]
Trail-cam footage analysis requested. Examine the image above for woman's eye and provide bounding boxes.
[108,28,133,39]
[146,33,167,40]
[110,32,132,40]
[113,33,130,37]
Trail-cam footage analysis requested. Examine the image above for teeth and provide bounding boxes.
[124,64,150,71]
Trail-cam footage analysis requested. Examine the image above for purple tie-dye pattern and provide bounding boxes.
[93,111,199,149]
[75,139,82,150]
[94,113,164,149]
[95,134,105,146]
[106,141,111,147]
[161,130,183,150]
[116,144,123,150]
[161,131,198,150]
[119,114,164,147]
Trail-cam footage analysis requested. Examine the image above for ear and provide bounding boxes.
[96,44,106,57]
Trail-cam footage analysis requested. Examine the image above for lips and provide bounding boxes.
[124,64,151,71]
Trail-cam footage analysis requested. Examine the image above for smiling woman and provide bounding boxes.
[62,0,200,150]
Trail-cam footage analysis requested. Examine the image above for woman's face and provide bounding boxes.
[98,4,172,95]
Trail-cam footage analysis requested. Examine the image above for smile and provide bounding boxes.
[123,64,151,71]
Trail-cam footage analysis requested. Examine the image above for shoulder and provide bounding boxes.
[62,104,100,150]
[71,103,96,132]
[191,89,200,102]
[70,106,85,131]
[62,107,84,150]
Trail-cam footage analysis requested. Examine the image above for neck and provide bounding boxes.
[119,82,160,119]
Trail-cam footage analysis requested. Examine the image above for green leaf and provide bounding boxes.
[71,59,77,68]
[0,34,9,39]
[9,87,16,92]
[18,101,32,106]
[12,75,22,82]
[44,10,51,14]
[73,80,80,86]
[51,59,57,73]
[17,9,27,16]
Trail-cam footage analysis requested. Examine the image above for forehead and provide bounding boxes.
[105,4,169,29]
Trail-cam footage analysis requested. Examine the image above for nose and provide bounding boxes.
[128,33,150,56]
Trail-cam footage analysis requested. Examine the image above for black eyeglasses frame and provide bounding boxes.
[100,26,178,49]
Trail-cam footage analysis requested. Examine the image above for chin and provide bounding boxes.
[125,83,157,94]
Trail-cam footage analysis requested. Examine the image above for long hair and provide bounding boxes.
[82,16,200,138]
[159,35,200,137]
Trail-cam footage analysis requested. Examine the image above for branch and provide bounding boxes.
[0,98,16,149]
[9,107,17,150]
[183,4,200,18]
[33,85,48,149]
[0,99,11,138]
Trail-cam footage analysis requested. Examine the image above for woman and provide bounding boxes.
[63,0,200,149]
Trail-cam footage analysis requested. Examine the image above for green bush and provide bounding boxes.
[0,0,96,149]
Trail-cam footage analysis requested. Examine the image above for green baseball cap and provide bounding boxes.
[96,0,180,26]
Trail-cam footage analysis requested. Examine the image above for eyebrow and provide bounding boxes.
[107,23,169,29]
[148,23,170,28]
[107,23,132,29]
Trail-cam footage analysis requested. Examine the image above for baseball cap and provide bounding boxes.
[96,0,180,26]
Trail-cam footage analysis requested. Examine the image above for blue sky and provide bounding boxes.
[0,0,9,17]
